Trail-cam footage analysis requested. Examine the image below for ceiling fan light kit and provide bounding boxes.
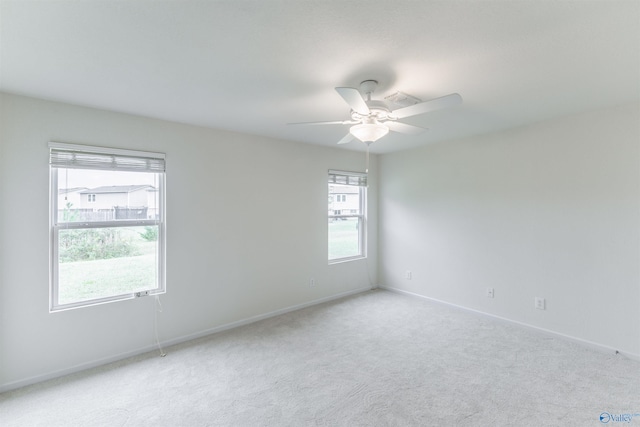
[350,118,389,143]
[289,79,462,146]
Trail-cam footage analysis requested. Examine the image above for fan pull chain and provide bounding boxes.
[365,142,371,174]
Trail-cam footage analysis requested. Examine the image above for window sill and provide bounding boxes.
[328,255,366,265]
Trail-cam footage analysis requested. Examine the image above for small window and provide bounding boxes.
[49,142,166,311]
[328,170,366,262]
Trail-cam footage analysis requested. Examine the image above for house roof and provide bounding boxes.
[329,185,360,194]
[58,187,88,195]
[80,185,155,194]
[1,1,638,154]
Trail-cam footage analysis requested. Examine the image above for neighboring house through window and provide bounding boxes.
[328,170,366,262]
[49,142,166,311]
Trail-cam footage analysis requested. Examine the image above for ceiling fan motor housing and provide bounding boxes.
[351,100,392,122]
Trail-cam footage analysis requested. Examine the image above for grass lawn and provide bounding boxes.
[328,218,360,260]
[58,241,158,305]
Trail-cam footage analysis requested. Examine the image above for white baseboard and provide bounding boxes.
[379,285,640,363]
[0,286,372,393]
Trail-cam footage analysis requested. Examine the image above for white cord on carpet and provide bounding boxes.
[154,295,167,357]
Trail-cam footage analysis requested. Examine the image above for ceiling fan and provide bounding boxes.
[289,80,462,145]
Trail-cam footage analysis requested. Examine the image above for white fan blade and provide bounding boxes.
[335,87,370,115]
[391,93,462,119]
[337,133,355,145]
[288,120,356,126]
[386,121,429,135]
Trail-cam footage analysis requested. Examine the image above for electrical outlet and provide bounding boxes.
[486,288,494,298]
[404,270,412,280]
[309,278,316,287]
[535,297,545,310]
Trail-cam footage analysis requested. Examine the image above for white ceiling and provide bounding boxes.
[1,0,638,154]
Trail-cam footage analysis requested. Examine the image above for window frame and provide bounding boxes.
[49,142,166,312]
[328,170,367,264]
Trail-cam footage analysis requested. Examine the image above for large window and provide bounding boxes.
[328,170,366,262]
[49,142,166,311]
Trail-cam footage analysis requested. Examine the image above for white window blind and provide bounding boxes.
[328,170,367,187]
[49,142,165,173]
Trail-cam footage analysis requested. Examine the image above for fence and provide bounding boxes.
[58,207,149,222]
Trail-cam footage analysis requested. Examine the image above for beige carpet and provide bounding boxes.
[1,290,639,426]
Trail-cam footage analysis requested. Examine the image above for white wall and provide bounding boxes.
[0,92,378,390]
[379,103,640,358]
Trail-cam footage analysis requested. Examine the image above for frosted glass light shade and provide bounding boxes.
[349,123,389,142]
